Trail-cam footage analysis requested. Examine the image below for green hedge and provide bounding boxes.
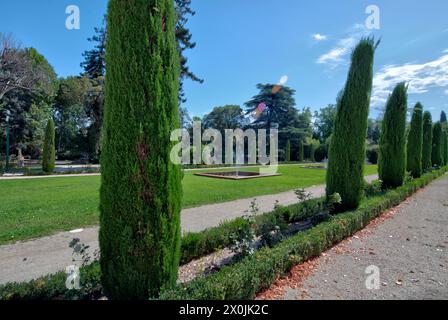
[159,167,447,300]
[0,197,325,300]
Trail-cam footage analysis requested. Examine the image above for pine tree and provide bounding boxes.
[297,140,304,162]
[431,122,443,167]
[42,118,55,174]
[378,83,407,188]
[285,140,291,162]
[326,38,377,211]
[422,111,433,171]
[100,0,182,299]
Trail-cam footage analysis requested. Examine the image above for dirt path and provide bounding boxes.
[258,174,448,300]
[0,175,377,284]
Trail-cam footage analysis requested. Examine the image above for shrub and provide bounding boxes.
[406,103,423,178]
[422,111,433,171]
[297,140,304,162]
[99,0,181,299]
[326,38,377,211]
[314,144,327,162]
[378,83,407,187]
[42,119,55,174]
[432,122,443,167]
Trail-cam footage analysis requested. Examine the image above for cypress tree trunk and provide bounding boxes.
[297,140,304,162]
[406,103,423,178]
[326,38,377,211]
[378,83,407,188]
[431,122,443,167]
[100,0,181,299]
[42,119,55,174]
[422,111,433,171]
[285,140,291,162]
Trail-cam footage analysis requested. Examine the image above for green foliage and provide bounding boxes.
[42,119,55,174]
[366,146,379,165]
[202,105,246,131]
[326,38,377,211]
[0,197,327,300]
[244,84,296,129]
[159,166,447,300]
[406,103,423,178]
[441,111,447,124]
[443,132,448,165]
[100,0,181,299]
[309,143,316,162]
[285,140,291,162]
[297,140,304,162]
[432,122,443,167]
[378,83,408,187]
[422,111,433,171]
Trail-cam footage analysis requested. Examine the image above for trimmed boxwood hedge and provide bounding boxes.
[0,196,326,300]
[159,166,447,300]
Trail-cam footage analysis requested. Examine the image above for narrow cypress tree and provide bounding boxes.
[326,38,377,211]
[431,122,443,167]
[309,144,316,162]
[422,111,433,171]
[378,83,407,188]
[42,119,55,174]
[100,0,182,299]
[285,140,291,162]
[441,111,447,124]
[406,103,423,178]
[297,140,304,162]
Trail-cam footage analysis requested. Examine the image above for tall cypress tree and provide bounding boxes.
[297,140,304,162]
[431,122,443,167]
[100,0,182,299]
[406,103,423,178]
[378,83,407,188]
[442,130,448,165]
[285,140,291,162]
[326,38,377,211]
[441,111,447,124]
[422,111,433,171]
[42,118,55,174]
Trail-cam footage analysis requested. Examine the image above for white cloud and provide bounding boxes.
[371,50,448,108]
[313,33,327,41]
[445,89,448,95]
[316,24,369,67]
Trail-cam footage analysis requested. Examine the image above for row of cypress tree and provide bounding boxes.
[326,36,447,213]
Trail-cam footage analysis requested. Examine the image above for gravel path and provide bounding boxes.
[0,174,377,285]
[258,174,448,300]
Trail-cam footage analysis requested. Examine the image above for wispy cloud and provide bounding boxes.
[312,33,327,41]
[371,50,448,108]
[316,23,369,67]
[444,89,448,95]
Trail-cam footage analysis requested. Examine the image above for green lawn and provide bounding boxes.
[0,164,377,244]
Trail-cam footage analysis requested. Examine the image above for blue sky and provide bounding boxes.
[1,0,447,120]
